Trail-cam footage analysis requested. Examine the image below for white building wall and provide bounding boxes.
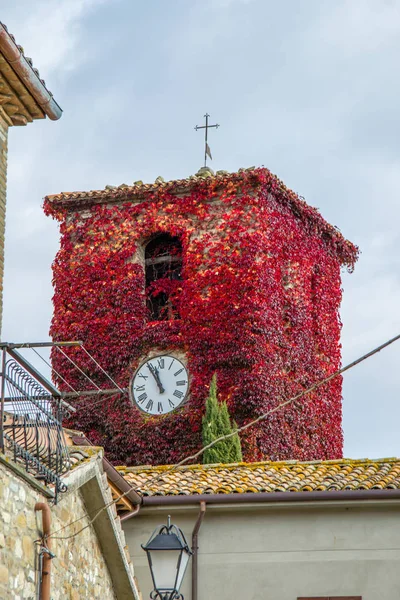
[124,501,400,600]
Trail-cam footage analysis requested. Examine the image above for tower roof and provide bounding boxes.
[44,166,358,269]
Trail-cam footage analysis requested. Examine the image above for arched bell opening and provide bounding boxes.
[144,233,183,321]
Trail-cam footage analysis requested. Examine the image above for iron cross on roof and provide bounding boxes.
[195,113,220,167]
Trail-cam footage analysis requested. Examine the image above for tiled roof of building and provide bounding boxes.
[0,21,62,123]
[117,458,400,497]
[68,445,103,468]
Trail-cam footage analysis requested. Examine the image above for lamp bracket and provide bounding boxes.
[150,592,183,600]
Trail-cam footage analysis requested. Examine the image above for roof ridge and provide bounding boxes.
[43,166,358,269]
[45,166,257,201]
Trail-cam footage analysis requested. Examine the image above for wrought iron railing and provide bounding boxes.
[0,344,73,502]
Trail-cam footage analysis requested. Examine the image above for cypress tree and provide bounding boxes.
[202,374,243,464]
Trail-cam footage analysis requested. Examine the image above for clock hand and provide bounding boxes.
[154,367,165,394]
[147,364,165,394]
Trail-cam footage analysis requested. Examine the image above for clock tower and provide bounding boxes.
[44,167,358,465]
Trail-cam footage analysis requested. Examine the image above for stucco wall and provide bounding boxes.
[0,458,117,600]
[124,502,400,600]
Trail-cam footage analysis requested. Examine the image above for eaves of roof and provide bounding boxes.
[141,488,400,508]
[0,21,62,122]
[70,432,142,506]
[63,453,140,599]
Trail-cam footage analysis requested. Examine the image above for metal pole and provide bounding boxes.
[204,113,208,167]
[0,341,82,349]
[62,387,126,398]
[35,503,53,600]
[0,347,6,452]
[7,348,62,398]
[192,501,206,600]
[6,349,76,414]
[195,114,219,168]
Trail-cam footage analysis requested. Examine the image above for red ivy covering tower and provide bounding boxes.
[44,167,358,465]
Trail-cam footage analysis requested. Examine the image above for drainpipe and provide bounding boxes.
[120,503,141,522]
[192,501,206,600]
[141,487,400,507]
[35,502,53,600]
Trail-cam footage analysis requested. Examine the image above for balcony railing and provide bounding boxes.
[0,344,74,502]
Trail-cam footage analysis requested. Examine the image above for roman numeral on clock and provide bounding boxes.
[138,392,147,404]
[133,356,188,414]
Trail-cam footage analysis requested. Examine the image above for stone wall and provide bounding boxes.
[0,113,8,335]
[0,458,117,600]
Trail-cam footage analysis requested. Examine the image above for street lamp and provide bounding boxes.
[142,516,192,600]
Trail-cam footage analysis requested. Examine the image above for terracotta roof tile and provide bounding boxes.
[45,167,259,205]
[117,458,400,497]
[44,166,358,268]
[0,22,52,94]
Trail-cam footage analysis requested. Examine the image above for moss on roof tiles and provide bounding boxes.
[117,458,400,497]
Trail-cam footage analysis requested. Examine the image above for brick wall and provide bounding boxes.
[0,460,117,600]
[0,114,8,337]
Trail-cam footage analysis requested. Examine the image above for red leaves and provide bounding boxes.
[46,170,357,465]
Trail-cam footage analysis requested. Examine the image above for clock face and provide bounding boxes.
[131,355,189,415]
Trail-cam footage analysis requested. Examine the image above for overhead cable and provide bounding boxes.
[46,331,400,542]
[31,347,78,394]
[55,346,101,391]
[80,345,126,395]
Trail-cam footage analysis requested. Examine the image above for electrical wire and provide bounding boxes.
[46,331,400,542]
[31,348,79,394]
[55,346,101,390]
[80,345,126,395]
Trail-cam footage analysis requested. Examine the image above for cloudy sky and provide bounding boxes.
[2,0,400,458]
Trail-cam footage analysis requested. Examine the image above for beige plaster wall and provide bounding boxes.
[124,502,400,600]
[0,459,117,600]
